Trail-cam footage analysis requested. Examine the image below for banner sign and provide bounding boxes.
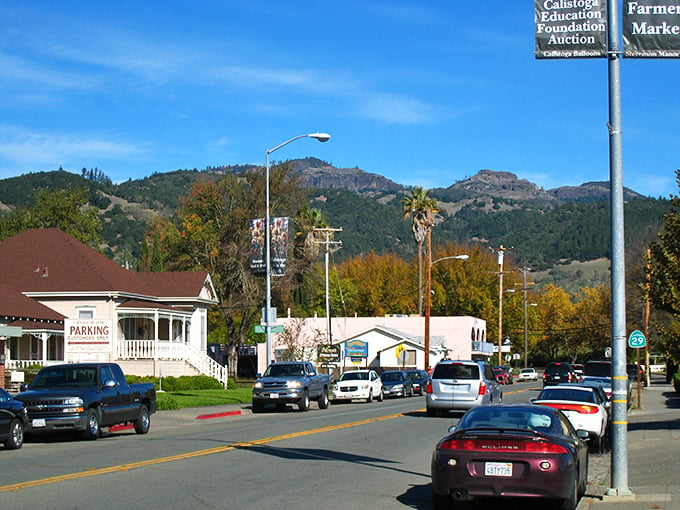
[345,339,368,357]
[535,0,608,58]
[623,1,680,57]
[249,217,289,275]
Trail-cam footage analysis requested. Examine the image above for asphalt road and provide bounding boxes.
[0,382,597,510]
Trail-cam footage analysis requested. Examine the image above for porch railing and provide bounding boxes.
[117,340,228,387]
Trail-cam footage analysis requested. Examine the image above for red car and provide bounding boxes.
[431,403,589,510]
[493,367,509,385]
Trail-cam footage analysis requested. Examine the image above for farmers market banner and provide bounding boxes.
[623,1,680,57]
[249,217,289,275]
[535,0,608,58]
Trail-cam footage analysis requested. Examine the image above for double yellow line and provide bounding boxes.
[1,411,405,493]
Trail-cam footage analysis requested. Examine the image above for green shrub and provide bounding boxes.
[156,392,181,410]
[125,374,226,391]
[674,372,680,394]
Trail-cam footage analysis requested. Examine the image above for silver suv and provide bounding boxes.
[425,360,502,416]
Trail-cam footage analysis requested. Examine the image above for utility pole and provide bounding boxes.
[517,267,534,369]
[490,246,510,366]
[312,227,342,345]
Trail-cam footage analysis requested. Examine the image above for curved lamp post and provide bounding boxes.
[424,254,469,371]
[264,133,330,367]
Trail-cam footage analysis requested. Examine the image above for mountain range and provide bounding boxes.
[0,160,669,291]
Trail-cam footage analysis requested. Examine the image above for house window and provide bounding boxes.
[77,307,96,319]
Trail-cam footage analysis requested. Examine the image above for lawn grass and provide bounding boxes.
[157,384,253,410]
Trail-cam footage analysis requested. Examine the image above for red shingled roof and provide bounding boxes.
[0,284,65,321]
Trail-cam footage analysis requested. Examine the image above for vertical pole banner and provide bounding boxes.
[249,218,266,274]
[271,217,289,276]
[535,0,608,58]
[623,1,680,57]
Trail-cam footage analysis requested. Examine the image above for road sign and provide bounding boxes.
[628,330,647,349]
[254,325,284,334]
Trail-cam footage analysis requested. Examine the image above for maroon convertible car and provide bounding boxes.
[431,403,589,510]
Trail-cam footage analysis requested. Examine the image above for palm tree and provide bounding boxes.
[294,205,328,261]
[402,187,438,315]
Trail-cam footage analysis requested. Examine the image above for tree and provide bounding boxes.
[0,187,102,246]
[155,165,308,378]
[647,169,680,366]
[402,187,438,315]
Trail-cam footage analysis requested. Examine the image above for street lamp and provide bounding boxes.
[424,253,469,371]
[264,133,330,367]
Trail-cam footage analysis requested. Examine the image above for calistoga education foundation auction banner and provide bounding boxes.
[535,0,608,58]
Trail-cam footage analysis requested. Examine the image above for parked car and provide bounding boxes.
[380,370,413,398]
[492,367,509,385]
[406,369,430,395]
[425,360,502,416]
[498,365,514,384]
[431,403,589,510]
[332,369,383,403]
[518,367,538,382]
[0,388,27,450]
[543,362,577,386]
[532,384,609,453]
[16,363,156,440]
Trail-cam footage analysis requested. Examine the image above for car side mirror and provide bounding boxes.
[309,372,316,377]
[20,383,28,392]
[576,429,590,441]
[448,425,457,434]
[255,373,262,378]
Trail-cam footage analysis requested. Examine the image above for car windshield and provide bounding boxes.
[539,388,595,403]
[433,363,479,380]
[407,372,421,380]
[265,364,305,377]
[381,372,402,382]
[461,407,556,433]
[340,372,368,381]
[585,362,611,377]
[520,369,534,374]
[30,367,97,388]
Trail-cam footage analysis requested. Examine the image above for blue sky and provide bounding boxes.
[0,1,678,198]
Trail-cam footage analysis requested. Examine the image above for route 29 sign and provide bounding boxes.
[628,330,647,349]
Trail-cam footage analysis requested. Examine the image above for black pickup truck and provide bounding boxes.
[16,363,156,440]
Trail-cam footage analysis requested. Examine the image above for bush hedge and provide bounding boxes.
[126,374,233,391]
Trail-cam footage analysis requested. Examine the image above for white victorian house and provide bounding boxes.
[0,228,225,386]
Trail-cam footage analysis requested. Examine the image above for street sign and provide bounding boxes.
[628,330,647,349]
[254,325,284,334]
[317,344,340,363]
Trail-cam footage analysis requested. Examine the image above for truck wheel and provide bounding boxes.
[298,390,310,411]
[81,408,100,440]
[4,419,24,450]
[318,389,329,409]
[252,401,264,413]
[134,405,150,434]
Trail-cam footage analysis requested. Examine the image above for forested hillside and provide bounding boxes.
[0,164,672,289]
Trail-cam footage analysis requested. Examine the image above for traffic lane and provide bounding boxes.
[2,401,444,509]
[0,395,429,489]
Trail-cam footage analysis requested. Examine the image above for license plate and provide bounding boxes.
[269,393,279,399]
[32,418,46,428]
[485,462,512,477]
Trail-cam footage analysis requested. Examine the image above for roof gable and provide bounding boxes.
[0,284,65,321]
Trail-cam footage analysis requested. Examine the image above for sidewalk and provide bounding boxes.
[577,378,680,509]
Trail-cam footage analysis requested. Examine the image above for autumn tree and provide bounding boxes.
[157,165,308,378]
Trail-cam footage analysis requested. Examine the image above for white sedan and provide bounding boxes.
[332,369,383,403]
[518,367,538,382]
[532,384,609,453]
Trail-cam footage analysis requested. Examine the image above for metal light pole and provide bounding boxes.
[492,246,509,366]
[264,133,330,367]
[424,252,468,371]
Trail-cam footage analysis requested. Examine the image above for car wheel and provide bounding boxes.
[377,389,384,402]
[134,404,150,434]
[81,408,100,440]
[578,459,588,497]
[432,491,452,510]
[298,390,310,411]
[366,389,373,403]
[4,419,24,450]
[252,401,264,413]
[426,406,437,417]
[498,392,503,404]
[557,478,578,510]
[408,386,413,397]
[318,389,329,409]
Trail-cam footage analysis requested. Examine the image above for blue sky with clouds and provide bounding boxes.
[0,1,678,198]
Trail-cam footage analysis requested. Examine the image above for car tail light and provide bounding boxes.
[478,380,487,396]
[425,380,433,394]
[541,402,599,414]
[439,438,567,454]
[543,373,547,381]
[568,373,573,382]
